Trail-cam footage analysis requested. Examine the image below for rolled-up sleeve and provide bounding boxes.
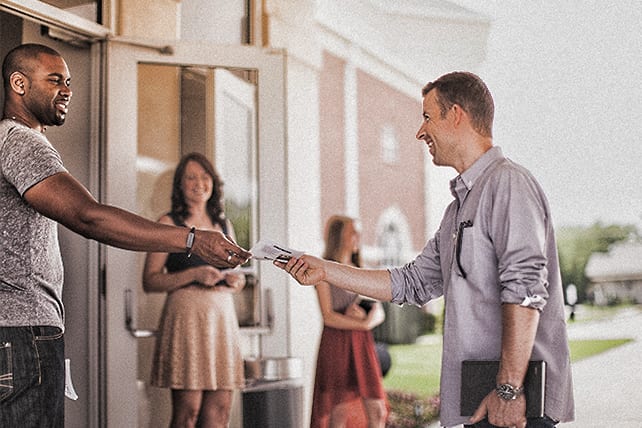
[489,166,551,311]
[390,234,444,307]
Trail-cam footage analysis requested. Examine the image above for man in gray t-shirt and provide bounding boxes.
[1,122,67,330]
[0,43,251,427]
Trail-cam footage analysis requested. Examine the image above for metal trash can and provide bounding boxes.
[242,379,304,428]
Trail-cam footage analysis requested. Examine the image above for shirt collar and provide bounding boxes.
[450,146,504,201]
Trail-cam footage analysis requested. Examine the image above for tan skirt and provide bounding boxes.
[150,285,244,390]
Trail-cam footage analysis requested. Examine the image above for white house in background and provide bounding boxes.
[586,242,642,305]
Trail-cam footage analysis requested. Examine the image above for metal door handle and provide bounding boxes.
[124,289,157,338]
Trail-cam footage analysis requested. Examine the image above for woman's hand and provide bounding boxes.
[193,265,225,287]
[344,300,385,330]
[223,272,246,293]
[345,302,367,320]
[367,301,386,329]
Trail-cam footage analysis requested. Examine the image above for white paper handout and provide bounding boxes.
[250,238,304,262]
[65,358,79,400]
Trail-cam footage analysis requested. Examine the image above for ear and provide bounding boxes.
[450,103,463,122]
[450,103,467,129]
[9,72,26,95]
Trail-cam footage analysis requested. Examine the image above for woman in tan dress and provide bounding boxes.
[143,153,245,428]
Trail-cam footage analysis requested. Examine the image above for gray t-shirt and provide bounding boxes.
[0,119,68,330]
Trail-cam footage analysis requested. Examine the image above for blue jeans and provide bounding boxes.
[0,326,65,428]
[465,416,557,427]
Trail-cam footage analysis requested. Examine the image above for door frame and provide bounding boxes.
[103,40,287,427]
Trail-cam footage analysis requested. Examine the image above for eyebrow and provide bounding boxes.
[47,72,70,80]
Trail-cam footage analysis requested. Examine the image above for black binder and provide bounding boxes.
[460,360,546,418]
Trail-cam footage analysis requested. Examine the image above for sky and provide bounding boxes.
[451,1,642,230]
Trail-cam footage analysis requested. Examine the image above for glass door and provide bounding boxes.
[104,41,286,427]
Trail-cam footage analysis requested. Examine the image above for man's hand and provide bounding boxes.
[193,230,251,268]
[469,389,527,428]
[274,254,327,285]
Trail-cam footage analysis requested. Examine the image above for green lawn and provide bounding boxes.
[569,338,632,362]
[383,337,633,398]
[383,341,442,397]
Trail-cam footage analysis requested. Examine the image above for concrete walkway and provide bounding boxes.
[426,305,642,428]
[563,306,642,427]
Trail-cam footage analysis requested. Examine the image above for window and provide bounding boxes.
[375,206,412,267]
[381,124,398,164]
[379,222,402,267]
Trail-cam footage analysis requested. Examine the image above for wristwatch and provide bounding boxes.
[495,383,524,401]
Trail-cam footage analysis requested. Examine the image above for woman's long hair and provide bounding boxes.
[169,152,226,229]
[322,215,361,267]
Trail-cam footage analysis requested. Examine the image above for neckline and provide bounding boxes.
[5,116,28,127]
[4,116,45,132]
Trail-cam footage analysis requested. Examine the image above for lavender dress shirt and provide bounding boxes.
[389,147,574,426]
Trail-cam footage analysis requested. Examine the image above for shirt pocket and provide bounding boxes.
[0,341,13,402]
[454,222,476,280]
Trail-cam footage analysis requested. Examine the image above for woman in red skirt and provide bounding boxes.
[311,215,388,428]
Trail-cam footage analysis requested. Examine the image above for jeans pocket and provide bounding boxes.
[0,341,13,402]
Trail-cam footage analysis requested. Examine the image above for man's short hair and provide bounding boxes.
[2,43,62,89]
[422,71,494,138]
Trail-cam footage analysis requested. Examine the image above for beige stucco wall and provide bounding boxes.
[118,0,180,39]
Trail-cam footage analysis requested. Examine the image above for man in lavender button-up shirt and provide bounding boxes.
[278,72,574,428]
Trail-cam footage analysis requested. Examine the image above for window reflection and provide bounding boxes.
[136,64,257,251]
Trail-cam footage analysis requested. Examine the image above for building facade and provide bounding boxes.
[0,1,489,426]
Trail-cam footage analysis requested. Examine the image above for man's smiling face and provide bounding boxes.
[416,89,457,168]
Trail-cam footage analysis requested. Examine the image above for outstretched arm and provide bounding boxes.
[275,254,393,302]
[24,171,251,267]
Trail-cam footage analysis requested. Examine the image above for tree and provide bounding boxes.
[556,222,639,303]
